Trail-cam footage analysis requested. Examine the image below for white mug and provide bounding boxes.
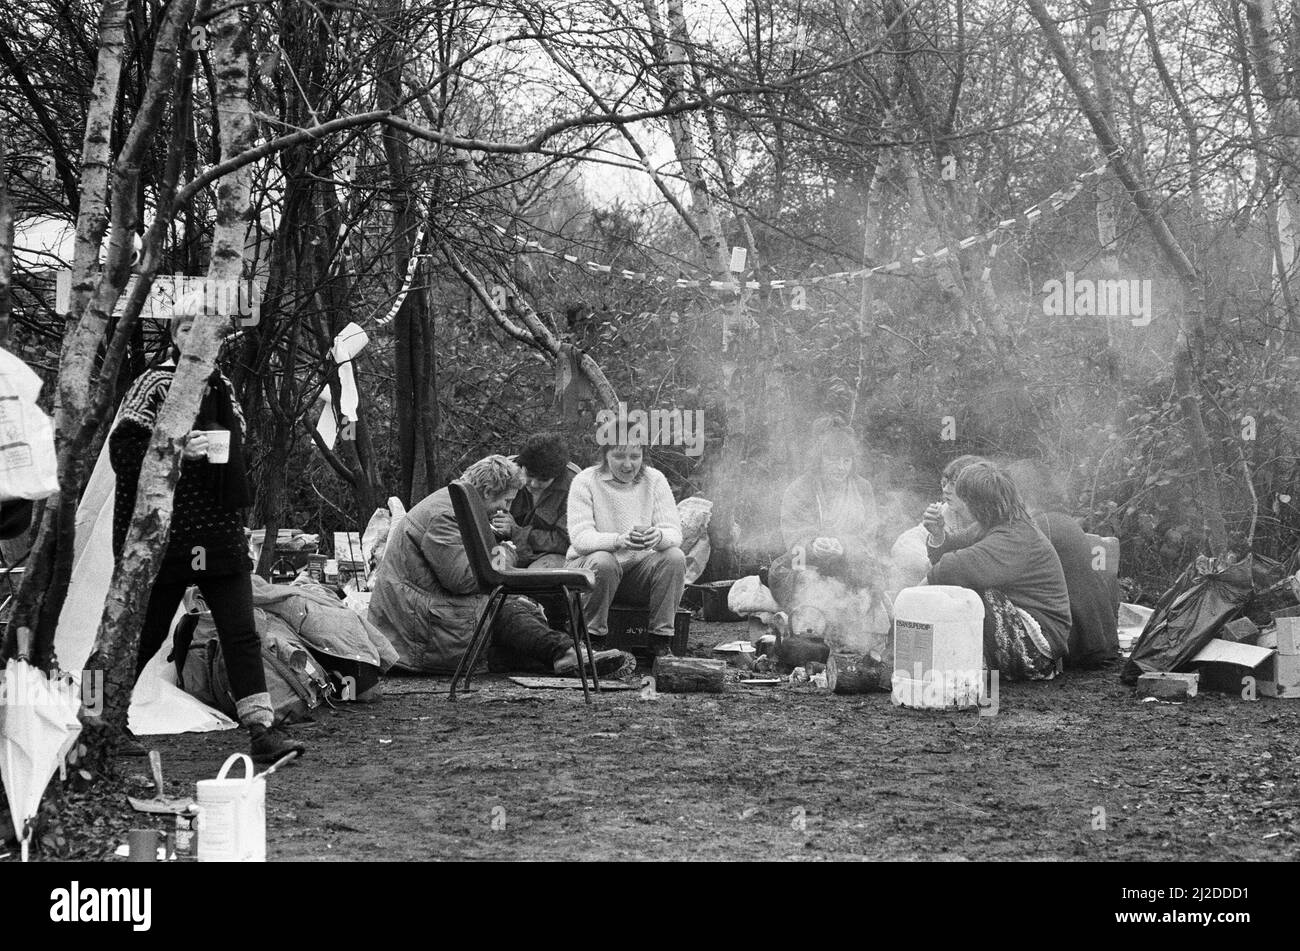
[204,429,231,464]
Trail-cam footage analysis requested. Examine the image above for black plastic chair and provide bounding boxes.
[446,479,601,704]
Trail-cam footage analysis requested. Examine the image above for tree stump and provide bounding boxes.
[652,656,726,693]
[827,651,891,694]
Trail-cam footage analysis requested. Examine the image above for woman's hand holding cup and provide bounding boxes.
[621,524,656,550]
[182,431,208,461]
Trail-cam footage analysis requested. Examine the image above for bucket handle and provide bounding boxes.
[215,752,255,783]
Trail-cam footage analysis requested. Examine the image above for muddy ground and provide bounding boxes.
[40,620,1300,861]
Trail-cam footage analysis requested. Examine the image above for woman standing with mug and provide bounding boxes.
[110,303,305,765]
[566,437,686,657]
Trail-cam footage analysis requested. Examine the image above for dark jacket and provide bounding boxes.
[927,517,1072,658]
[1033,511,1120,666]
[367,486,485,673]
[509,466,576,565]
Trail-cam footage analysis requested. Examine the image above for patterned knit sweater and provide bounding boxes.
[109,366,251,581]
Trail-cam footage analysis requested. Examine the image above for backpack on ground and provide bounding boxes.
[179,608,335,725]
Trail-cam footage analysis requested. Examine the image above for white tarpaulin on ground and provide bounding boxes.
[53,431,235,735]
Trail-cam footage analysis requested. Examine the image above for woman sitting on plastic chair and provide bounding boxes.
[566,436,686,658]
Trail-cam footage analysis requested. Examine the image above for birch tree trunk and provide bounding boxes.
[0,122,12,348]
[640,0,746,573]
[1025,0,1228,554]
[1088,0,1123,385]
[82,1,257,763]
[1,0,130,663]
[640,0,730,280]
[1243,0,1300,330]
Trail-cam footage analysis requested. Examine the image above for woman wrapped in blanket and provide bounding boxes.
[768,418,884,629]
[922,462,1072,680]
[110,308,305,766]
[566,437,686,658]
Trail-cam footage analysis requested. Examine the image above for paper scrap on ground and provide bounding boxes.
[507,676,637,691]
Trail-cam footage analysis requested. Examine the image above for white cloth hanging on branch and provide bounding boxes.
[315,322,369,449]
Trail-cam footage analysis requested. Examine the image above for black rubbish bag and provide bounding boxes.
[1120,554,1259,684]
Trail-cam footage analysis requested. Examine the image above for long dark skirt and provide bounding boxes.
[982,588,1058,681]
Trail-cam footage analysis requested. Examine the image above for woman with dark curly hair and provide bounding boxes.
[496,432,577,571]
[923,462,1071,680]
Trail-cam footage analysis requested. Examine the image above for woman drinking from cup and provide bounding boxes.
[566,436,686,658]
[110,298,304,765]
[922,462,1071,680]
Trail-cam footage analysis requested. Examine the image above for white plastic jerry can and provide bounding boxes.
[892,585,986,709]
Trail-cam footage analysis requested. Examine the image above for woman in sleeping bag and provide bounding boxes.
[767,417,887,638]
[110,306,304,766]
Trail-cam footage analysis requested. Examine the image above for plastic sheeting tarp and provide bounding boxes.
[1120,555,1258,684]
[52,433,235,734]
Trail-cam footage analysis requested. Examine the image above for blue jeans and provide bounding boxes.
[569,548,686,639]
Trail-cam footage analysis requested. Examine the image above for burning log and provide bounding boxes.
[652,656,726,693]
[826,651,891,694]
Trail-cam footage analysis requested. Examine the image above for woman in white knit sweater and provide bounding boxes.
[566,440,686,656]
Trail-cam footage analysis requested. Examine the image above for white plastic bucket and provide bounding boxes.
[892,585,986,709]
[196,753,266,862]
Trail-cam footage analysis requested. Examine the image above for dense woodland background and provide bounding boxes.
[2,0,1300,714]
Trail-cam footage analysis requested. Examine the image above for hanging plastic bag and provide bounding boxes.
[1120,554,1257,684]
[0,347,58,502]
[361,507,390,574]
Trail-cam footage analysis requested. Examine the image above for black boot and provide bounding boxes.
[248,723,306,767]
[648,636,676,659]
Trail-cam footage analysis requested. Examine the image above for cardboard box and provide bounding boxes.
[1136,671,1198,700]
[1190,639,1275,694]
[1222,617,1260,643]
[1260,654,1300,699]
[1274,617,1300,655]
